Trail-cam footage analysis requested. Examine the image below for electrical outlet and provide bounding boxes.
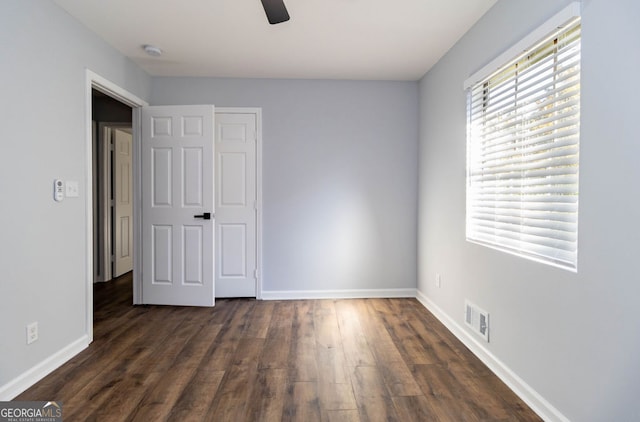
[436,273,442,288]
[26,322,38,344]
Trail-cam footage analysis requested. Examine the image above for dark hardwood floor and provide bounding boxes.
[17,274,541,421]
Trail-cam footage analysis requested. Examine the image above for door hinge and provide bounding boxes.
[254,269,259,279]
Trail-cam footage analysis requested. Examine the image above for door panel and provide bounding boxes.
[215,113,257,297]
[142,105,215,306]
[220,153,247,205]
[113,129,134,277]
[152,225,172,283]
[183,148,203,206]
[183,226,203,285]
[220,224,247,277]
[152,148,172,206]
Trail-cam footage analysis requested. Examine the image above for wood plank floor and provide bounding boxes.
[17,274,541,421]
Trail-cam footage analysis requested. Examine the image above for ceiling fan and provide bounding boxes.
[260,0,290,24]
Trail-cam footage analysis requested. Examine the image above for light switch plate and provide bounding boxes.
[65,180,79,197]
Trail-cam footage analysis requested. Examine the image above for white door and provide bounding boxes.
[141,105,215,306]
[215,112,257,297]
[113,128,133,277]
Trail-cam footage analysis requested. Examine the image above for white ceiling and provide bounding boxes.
[53,0,497,81]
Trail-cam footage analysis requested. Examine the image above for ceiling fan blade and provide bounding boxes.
[260,0,290,24]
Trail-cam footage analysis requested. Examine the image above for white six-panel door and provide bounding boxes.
[215,112,257,297]
[141,105,215,306]
[113,128,133,277]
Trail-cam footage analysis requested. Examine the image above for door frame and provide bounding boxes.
[215,107,264,299]
[85,70,147,341]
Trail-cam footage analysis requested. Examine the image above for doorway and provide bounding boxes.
[85,70,147,342]
[92,89,133,283]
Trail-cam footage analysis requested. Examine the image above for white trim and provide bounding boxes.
[415,290,570,422]
[255,110,263,300]
[0,336,90,400]
[215,107,264,300]
[85,70,148,337]
[132,107,143,304]
[261,288,417,300]
[87,70,147,107]
[463,1,581,90]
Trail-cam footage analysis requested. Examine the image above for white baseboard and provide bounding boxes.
[415,290,569,422]
[0,335,90,401]
[261,288,417,300]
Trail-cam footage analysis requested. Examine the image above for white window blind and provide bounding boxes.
[466,18,581,270]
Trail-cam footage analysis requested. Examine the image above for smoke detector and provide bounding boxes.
[142,44,162,57]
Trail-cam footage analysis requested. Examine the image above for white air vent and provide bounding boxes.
[465,300,489,342]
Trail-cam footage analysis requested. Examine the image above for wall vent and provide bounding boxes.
[465,300,489,342]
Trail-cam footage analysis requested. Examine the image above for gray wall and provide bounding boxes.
[151,78,419,294]
[418,0,640,420]
[0,0,150,390]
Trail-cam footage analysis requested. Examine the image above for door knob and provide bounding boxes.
[194,212,212,220]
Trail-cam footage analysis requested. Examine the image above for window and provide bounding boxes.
[465,11,581,270]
